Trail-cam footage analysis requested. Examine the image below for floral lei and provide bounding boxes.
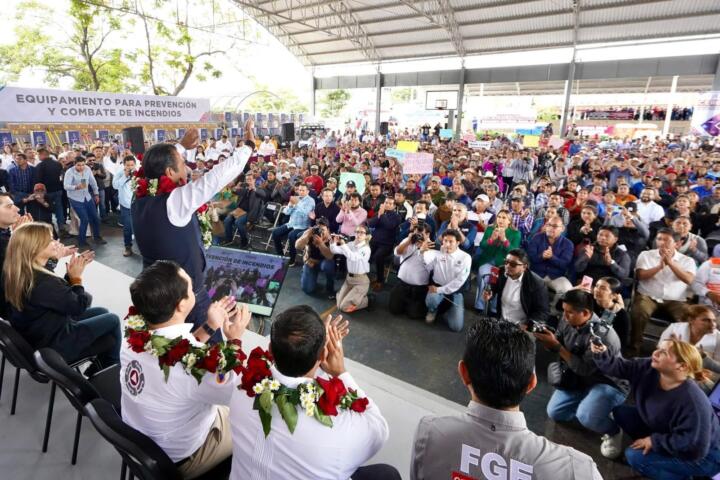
[124,306,247,384]
[132,167,212,248]
[239,347,368,437]
[123,307,369,437]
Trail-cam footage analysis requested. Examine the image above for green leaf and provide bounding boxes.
[276,395,298,434]
[162,364,170,382]
[259,407,272,437]
[314,408,334,428]
[259,390,272,414]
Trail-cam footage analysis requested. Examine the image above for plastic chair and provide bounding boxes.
[34,348,120,465]
[0,318,94,453]
[85,398,183,480]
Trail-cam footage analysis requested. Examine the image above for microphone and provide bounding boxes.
[489,266,500,285]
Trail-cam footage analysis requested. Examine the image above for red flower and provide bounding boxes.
[316,377,348,416]
[240,353,271,397]
[135,178,149,198]
[157,175,178,195]
[127,330,151,353]
[350,397,369,413]
[198,344,221,373]
[196,203,208,214]
[134,167,145,178]
[125,305,138,319]
[160,339,191,367]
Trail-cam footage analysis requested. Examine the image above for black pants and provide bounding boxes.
[370,241,394,284]
[352,464,401,480]
[389,280,428,319]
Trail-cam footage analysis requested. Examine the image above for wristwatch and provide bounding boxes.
[201,323,216,336]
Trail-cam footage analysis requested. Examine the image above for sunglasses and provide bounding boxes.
[504,260,525,267]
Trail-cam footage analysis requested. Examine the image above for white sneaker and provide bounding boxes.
[425,311,437,324]
[600,431,623,459]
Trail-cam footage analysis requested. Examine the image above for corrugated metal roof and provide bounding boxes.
[233,0,720,66]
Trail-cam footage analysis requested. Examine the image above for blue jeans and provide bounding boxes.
[47,190,65,227]
[272,224,306,260]
[97,189,107,218]
[76,307,121,367]
[69,198,101,245]
[546,383,627,434]
[224,214,248,244]
[120,206,133,247]
[426,291,465,332]
[301,260,335,294]
[474,263,497,311]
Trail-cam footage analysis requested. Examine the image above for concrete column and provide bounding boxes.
[662,75,678,137]
[560,58,576,137]
[310,69,316,119]
[713,57,720,91]
[455,67,466,138]
[375,71,382,134]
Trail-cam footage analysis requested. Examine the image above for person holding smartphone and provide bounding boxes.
[63,156,106,248]
[593,276,630,349]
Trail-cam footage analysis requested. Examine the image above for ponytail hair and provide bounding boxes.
[666,339,710,383]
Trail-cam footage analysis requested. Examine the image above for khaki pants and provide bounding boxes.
[629,292,688,354]
[178,406,232,479]
[336,273,370,312]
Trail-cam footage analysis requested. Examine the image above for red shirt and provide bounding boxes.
[304,175,324,195]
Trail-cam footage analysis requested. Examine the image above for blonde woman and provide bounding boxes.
[591,339,720,477]
[5,222,120,371]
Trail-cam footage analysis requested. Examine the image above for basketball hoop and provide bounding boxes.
[435,99,448,110]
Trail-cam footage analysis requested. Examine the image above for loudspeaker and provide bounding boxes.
[281,122,295,142]
[379,121,389,135]
[122,127,145,154]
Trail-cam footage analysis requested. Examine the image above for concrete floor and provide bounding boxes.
[43,217,644,479]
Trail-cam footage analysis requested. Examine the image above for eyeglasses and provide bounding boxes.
[546,224,564,228]
[504,260,525,267]
[355,230,366,234]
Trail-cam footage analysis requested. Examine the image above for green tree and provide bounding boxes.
[245,85,308,113]
[319,89,351,118]
[0,0,136,92]
[391,87,413,104]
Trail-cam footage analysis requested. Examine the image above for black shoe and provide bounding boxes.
[288,260,297,267]
[93,237,108,245]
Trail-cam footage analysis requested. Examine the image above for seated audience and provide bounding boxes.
[336,192,367,238]
[474,210,521,310]
[229,306,394,480]
[592,277,630,349]
[527,218,574,306]
[535,289,628,457]
[422,229,471,332]
[5,222,119,372]
[574,225,631,282]
[629,228,697,355]
[411,320,602,480]
[389,223,431,320]
[592,339,720,478]
[330,225,371,312]
[566,205,602,248]
[121,260,250,478]
[368,196,402,290]
[272,183,314,267]
[659,304,720,376]
[436,203,476,254]
[671,215,708,265]
[692,256,720,307]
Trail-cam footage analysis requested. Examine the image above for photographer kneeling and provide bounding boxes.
[534,289,629,457]
[295,218,335,299]
[389,223,432,319]
[330,225,371,313]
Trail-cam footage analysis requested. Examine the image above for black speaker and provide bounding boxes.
[379,121,389,135]
[281,122,295,142]
[122,126,145,154]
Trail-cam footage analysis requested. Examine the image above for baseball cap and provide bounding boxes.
[476,194,489,202]
[430,176,441,183]
[510,195,523,201]
[281,172,291,179]
[624,202,637,213]
[483,171,496,179]
[33,183,46,192]
[346,180,356,187]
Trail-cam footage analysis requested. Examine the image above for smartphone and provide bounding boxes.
[582,238,591,245]
[580,275,593,290]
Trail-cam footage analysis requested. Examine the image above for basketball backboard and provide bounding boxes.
[425,90,458,110]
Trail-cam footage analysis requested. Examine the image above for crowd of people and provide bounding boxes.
[1,121,720,479]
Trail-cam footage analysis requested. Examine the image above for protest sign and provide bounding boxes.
[385,148,407,160]
[339,172,366,194]
[402,152,434,174]
[205,247,288,317]
[439,129,453,139]
[469,141,492,150]
[692,91,720,136]
[523,135,540,148]
[397,141,419,152]
[549,136,566,149]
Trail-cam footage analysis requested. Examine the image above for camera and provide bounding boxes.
[528,321,554,333]
[589,322,604,346]
[312,226,323,236]
[411,233,425,244]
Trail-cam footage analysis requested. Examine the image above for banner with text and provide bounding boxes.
[439,128,454,139]
[396,140,419,152]
[385,148,407,160]
[0,86,211,124]
[469,141,492,150]
[692,91,720,136]
[402,152,434,174]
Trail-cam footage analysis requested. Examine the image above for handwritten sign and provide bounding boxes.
[402,152,434,174]
[523,135,540,148]
[463,133,476,142]
[339,172,366,195]
[385,148,407,160]
[469,141,492,150]
[549,136,566,149]
[396,140,419,152]
[439,129,454,139]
